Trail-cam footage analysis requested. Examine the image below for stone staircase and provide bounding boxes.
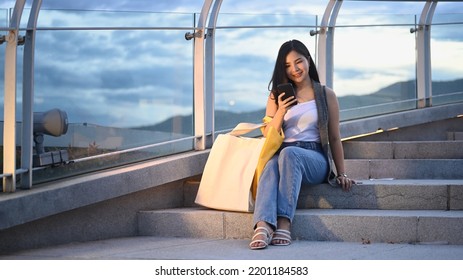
[136,130,463,245]
[344,140,463,180]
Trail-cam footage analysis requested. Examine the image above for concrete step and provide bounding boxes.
[144,180,463,246]
[448,132,463,141]
[345,159,463,180]
[343,140,463,159]
[137,208,463,245]
[297,180,463,210]
[184,179,463,211]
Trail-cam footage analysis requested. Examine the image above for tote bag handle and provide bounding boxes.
[228,123,265,137]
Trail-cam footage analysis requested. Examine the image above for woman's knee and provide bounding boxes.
[278,147,301,165]
[269,148,315,169]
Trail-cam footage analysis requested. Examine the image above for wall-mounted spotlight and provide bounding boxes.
[33,108,69,167]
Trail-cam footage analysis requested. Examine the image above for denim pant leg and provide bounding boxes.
[252,155,279,230]
[277,146,328,223]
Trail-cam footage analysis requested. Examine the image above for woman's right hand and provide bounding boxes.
[277,93,297,113]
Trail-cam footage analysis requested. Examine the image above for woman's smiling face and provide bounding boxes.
[285,50,310,84]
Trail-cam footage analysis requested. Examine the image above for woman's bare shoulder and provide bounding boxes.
[323,85,336,97]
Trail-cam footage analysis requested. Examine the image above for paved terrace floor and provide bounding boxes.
[1,236,463,260]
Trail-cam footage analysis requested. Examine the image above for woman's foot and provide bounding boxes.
[271,229,292,246]
[271,217,292,246]
[249,222,273,250]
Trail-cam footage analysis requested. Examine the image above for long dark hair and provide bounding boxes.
[268,39,320,103]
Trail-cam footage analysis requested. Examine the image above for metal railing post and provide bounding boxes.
[414,0,437,108]
[316,0,342,88]
[193,0,214,150]
[204,0,223,148]
[3,0,26,192]
[20,0,43,189]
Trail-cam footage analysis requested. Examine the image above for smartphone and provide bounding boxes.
[277,83,297,104]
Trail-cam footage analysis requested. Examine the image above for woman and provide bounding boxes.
[250,39,355,250]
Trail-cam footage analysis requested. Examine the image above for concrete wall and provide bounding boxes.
[0,150,207,254]
[0,180,194,254]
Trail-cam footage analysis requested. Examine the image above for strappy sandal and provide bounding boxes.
[271,229,292,246]
[249,226,273,250]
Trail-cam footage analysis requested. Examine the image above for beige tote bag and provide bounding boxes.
[195,123,267,212]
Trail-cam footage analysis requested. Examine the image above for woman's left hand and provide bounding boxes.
[337,174,355,192]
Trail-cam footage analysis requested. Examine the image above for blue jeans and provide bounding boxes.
[253,141,329,229]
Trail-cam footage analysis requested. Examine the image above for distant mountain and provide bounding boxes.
[137,109,266,134]
[139,78,463,134]
[339,80,415,109]
[340,78,463,109]
[142,114,194,135]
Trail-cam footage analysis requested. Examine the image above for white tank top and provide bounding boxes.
[282,100,320,143]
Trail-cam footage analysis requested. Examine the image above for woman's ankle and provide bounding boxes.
[255,221,273,232]
[276,217,291,231]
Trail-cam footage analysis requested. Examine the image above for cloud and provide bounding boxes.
[26,13,194,127]
[212,27,320,113]
[431,39,463,80]
[0,2,15,9]
[214,54,270,112]
[0,0,204,13]
[332,26,416,96]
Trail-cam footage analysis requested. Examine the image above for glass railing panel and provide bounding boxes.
[36,9,195,29]
[333,14,417,121]
[31,125,195,184]
[217,0,326,16]
[336,13,418,27]
[33,28,194,128]
[430,14,463,106]
[214,13,318,131]
[29,1,205,16]
[337,1,425,20]
[0,8,7,29]
[27,21,195,183]
[217,13,316,27]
